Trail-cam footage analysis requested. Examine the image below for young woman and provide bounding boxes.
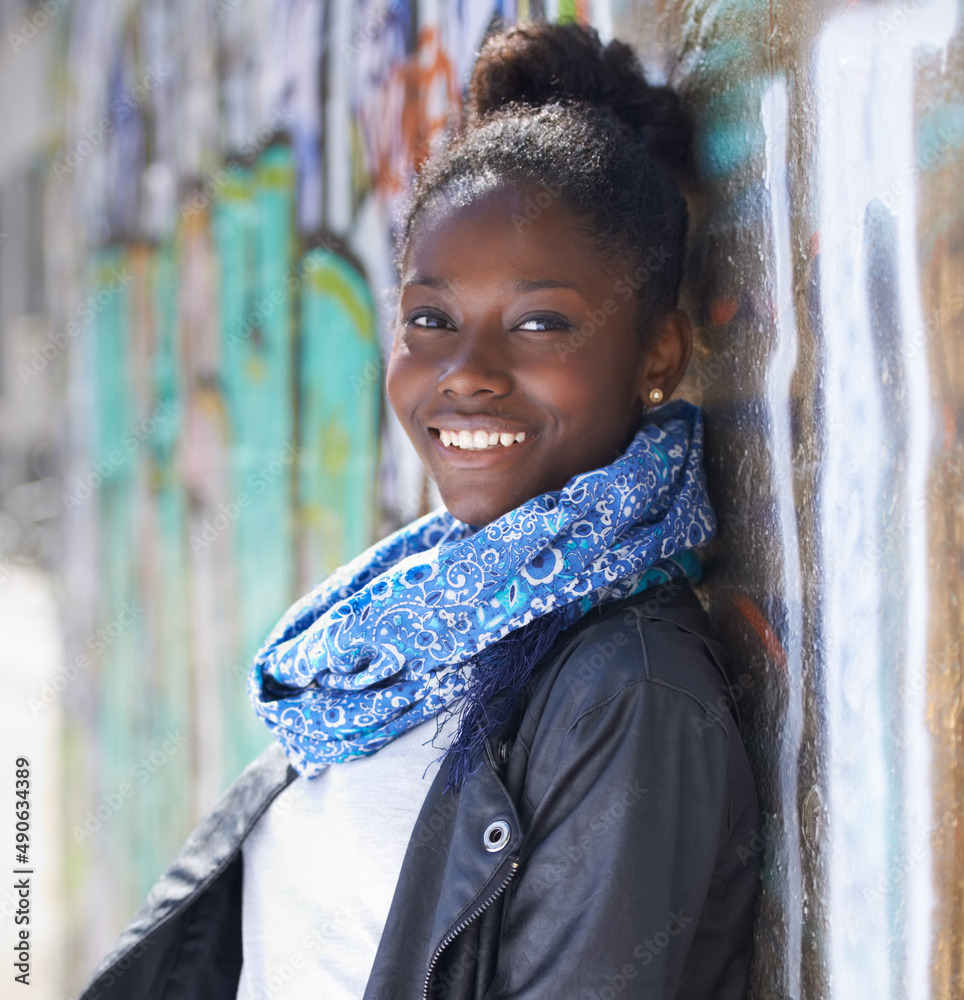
[81,22,758,1000]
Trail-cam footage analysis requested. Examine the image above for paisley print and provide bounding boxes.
[249,400,716,777]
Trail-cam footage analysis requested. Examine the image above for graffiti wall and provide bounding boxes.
[620,1,964,997]
[33,0,964,995]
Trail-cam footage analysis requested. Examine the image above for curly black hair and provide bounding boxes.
[395,21,694,339]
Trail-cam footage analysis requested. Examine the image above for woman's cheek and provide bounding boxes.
[384,349,412,416]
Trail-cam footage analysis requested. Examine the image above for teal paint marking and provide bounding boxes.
[150,243,184,467]
[298,249,380,582]
[88,246,144,910]
[916,102,964,174]
[90,249,136,484]
[696,77,767,180]
[145,241,194,895]
[214,145,297,779]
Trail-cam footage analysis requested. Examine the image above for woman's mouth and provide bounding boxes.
[435,428,527,451]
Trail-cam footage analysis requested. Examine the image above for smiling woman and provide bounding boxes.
[80,21,758,1000]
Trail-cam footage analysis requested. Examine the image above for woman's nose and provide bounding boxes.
[437,326,513,398]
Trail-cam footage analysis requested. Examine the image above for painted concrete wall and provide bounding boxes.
[22,0,963,995]
[621,2,964,997]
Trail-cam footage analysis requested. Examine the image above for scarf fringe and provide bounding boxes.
[441,609,571,791]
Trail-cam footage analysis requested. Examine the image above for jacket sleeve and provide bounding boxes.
[488,618,759,1000]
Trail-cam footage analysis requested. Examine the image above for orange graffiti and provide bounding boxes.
[731,592,789,673]
[944,403,957,454]
[710,297,740,325]
[363,25,459,200]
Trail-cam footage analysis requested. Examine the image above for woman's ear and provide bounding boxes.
[638,309,693,402]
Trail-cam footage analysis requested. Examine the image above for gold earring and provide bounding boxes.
[648,387,664,405]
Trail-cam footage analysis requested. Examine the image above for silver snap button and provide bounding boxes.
[483,820,511,853]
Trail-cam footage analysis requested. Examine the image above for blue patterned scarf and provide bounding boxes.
[248,399,715,778]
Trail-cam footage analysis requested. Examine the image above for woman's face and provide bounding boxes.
[387,184,657,527]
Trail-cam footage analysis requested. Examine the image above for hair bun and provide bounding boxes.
[466,22,693,177]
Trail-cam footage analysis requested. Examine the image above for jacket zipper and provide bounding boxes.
[422,860,520,1000]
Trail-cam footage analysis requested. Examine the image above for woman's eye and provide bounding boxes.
[516,315,571,332]
[407,311,452,330]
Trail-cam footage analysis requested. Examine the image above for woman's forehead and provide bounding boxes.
[402,182,622,282]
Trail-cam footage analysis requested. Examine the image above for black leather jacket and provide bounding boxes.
[79,581,759,1000]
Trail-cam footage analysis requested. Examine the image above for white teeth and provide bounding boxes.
[437,429,528,450]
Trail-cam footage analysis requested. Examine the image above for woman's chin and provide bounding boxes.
[440,492,514,528]
[444,504,500,529]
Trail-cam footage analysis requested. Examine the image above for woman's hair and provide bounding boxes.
[396,21,694,338]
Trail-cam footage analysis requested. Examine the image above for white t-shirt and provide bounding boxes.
[236,709,462,1000]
